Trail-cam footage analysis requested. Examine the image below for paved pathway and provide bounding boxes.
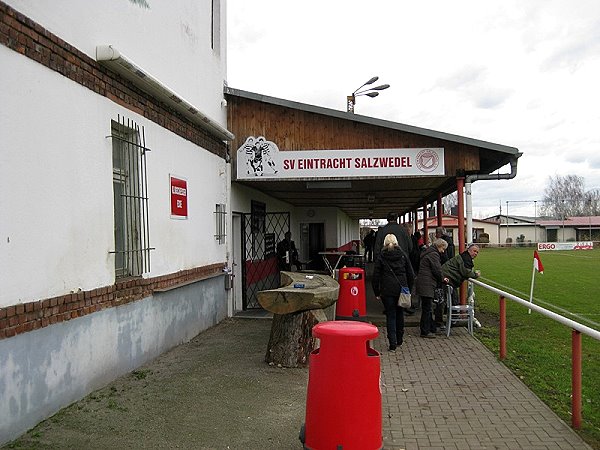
[360,259,590,449]
[377,325,590,449]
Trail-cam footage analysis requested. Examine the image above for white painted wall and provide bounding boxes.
[146,128,228,275]
[0,48,228,307]
[0,2,230,443]
[336,209,360,247]
[501,225,548,244]
[3,0,227,126]
[0,49,114,306]
[230,183,294,217]
[0,276,226,444]
[231,185,360,253]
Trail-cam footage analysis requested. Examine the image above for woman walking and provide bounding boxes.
[372,234,415,351]
[415,238,449,338]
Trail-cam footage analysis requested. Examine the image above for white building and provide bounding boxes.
[0,0,233,443]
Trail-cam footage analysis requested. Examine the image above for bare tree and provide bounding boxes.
[128,0,150,8]
[541,175,598,217]
[584,188,600,215]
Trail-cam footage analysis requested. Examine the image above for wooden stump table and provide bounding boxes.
[258,272,339,368]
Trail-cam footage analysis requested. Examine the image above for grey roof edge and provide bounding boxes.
[225,87,521,156]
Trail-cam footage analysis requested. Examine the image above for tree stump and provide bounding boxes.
[259,272,339,368]
[265,308,328,368]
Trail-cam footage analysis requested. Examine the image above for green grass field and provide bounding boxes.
[473,246,600,448]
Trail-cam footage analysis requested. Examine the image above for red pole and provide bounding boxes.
[572,329,582,429]
[499,296,506,360]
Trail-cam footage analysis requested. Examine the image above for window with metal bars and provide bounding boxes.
[110,115,152,278]
[215,203,226,244]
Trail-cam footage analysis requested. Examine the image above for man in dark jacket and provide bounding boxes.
[442,244,480,288]
[434,244,480,328]
[276,231,299,271]
[363,229,376,262]
[415,239,449,337]
[435,227,455,264]
[373,212,414,264]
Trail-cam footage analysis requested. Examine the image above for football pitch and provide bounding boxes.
[476,246,599,330]
[472,246,600,448]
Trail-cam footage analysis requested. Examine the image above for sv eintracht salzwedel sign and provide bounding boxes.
[236,136,444,180]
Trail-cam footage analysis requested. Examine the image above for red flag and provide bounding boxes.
[533,250,544,274]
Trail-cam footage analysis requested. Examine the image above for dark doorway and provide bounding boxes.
[307,223,325,270]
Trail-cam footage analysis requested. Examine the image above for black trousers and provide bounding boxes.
[420,296,436,335]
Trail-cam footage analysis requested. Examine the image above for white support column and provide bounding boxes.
[466,181,473,244]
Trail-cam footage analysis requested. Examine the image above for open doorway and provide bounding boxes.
[299,222,325,271]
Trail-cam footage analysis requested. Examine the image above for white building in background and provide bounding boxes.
[0,0,233,443]
[484,214,600,244]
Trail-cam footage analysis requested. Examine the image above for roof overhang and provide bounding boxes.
[226,88,521,220]
[97,45,234,142]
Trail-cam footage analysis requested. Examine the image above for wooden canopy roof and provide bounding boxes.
[226,87,521,220]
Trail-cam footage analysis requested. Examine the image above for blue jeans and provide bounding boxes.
[382,295,405,347]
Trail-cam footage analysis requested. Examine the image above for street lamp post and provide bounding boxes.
[347,76,390,113]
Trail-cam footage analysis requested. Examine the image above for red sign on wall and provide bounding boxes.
[170,175,188,219]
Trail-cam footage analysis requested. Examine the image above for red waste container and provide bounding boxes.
[300,321,382,450]
[336,267,366,320]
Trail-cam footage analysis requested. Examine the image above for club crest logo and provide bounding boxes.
[238,136,279,177]
[415,149,440,173]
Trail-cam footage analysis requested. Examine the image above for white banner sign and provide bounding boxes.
[236,136,444,180]
[537,242,594,251]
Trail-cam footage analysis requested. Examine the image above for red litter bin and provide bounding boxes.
[300,321,382,450]
[336,267,366,321]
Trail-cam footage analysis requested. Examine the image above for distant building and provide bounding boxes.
[484,215,600,244]
[419,215,500,245]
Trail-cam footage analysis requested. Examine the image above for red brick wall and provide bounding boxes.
[0,1,227,158]
[0,263,226,340]
[0,3,231,340]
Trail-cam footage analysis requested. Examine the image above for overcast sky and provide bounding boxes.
[226,0,600,218]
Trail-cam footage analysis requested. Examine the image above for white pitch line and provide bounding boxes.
[542,252,597,259]
[478,277,600,329]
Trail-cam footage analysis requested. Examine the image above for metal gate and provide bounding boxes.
[241,212,290,309]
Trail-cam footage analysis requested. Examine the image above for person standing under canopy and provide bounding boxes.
[373,212,414,263]
[277,231,300,271]
[372,234,415,352]
[363,229,376,263]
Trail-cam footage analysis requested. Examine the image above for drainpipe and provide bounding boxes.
[465,155,520,245]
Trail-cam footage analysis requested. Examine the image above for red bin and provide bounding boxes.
[336,267,366,320]
[301,321,382,450]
